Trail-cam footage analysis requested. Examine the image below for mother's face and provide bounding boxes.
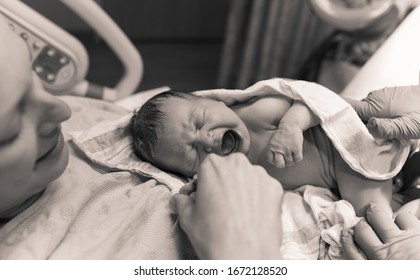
[0,21,71,213]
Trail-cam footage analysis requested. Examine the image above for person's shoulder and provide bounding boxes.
[59,96,129,132]
[59,96,129,115]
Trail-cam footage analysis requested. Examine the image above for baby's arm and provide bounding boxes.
[333,148,394,217]
[280,100,319,130]
[268,100,320,168]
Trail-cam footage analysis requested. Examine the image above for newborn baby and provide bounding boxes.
[129,89,406,217]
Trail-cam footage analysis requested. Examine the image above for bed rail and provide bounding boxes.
[0,0,143,101]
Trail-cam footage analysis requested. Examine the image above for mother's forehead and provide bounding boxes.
[0,17,32,113]
[0,15,30,59]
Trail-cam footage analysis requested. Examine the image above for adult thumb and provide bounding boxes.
[170,194,194,225]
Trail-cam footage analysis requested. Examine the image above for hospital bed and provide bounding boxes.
[0,0,144,101]
[0,0,419,259]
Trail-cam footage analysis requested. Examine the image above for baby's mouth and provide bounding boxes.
[221,130,240,155]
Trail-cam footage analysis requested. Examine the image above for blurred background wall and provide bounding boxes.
[22,0,229,92]
[19,0,412,94]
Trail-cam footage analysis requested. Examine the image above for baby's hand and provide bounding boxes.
[267,124,304,168]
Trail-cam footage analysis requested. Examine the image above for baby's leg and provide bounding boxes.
[332,148,393,218]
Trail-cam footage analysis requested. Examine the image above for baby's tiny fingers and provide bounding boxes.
[266,150,275,165]
[283,152,295,167]
[274,156,286,168]
[292,150,303,163]
[267,149,286,168]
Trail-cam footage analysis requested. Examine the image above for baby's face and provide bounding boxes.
[0,19,71,214]
[152,96,251,177]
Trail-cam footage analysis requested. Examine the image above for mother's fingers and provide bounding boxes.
[179,180,196,195]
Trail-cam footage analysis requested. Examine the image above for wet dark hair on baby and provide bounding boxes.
[129,90,199,164]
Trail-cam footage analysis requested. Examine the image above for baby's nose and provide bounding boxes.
[198,132,214,152]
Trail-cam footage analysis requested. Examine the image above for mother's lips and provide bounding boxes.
[36,127,62,163]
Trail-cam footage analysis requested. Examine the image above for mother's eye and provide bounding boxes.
[0,122,22,146]
[0,99,26,146]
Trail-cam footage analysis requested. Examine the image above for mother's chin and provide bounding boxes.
[34,133,70,185]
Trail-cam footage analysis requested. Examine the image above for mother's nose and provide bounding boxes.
[36,92,72,136]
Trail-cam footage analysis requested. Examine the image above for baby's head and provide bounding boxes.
[129,90,250,177]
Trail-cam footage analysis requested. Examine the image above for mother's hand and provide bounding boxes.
[171,153,284,259]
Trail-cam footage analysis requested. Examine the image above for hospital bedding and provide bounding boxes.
[0,79,408,259]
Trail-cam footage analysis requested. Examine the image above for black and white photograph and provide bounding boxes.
[1,0,420,277]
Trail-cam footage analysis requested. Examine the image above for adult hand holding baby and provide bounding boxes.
[171,153,284,259]
[342,200,420,260]
[345,85,420,141]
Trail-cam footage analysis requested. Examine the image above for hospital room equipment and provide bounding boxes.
[0,0,420,260]
[305,0,417,92]
[309,0,396,32]
[0,0,143,101]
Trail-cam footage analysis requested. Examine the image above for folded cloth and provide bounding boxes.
[69,114,187,193]
[280,185,361,260]
[194,78,410,180]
